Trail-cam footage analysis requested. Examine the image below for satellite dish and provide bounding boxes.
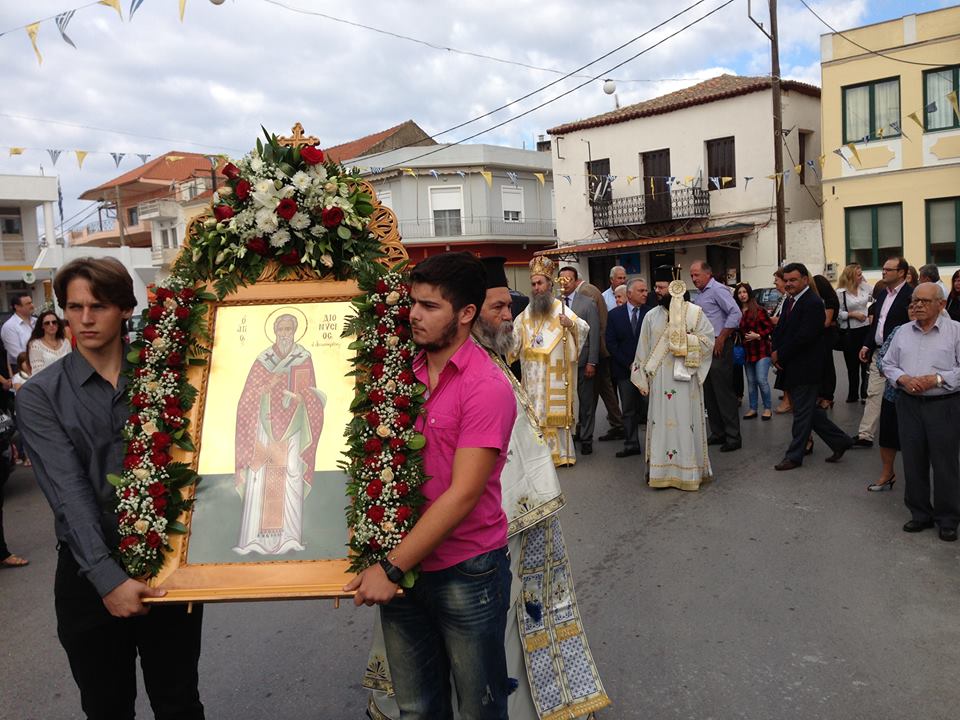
[22,271,35,285]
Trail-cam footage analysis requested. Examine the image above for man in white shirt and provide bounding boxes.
[1,293,36,377]
[601,265,627,311]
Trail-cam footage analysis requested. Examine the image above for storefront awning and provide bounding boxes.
[535,226,752,258]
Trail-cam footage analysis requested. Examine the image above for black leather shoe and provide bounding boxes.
[720,441,741,452]
[615,447,642,458]
[903,519,935,533]
[939,527,958,542]
[598,429,624,442]
[774,459,801,471]
[852,437,873,448]
[825,443,852,463]
[707,436,725,446]
[580,442,593,456]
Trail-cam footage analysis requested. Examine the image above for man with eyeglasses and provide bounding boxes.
[880,282,960,542]
[851,257,912,449]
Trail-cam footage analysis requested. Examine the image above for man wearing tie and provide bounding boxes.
[559,267,601,456]
[606,278,649,458]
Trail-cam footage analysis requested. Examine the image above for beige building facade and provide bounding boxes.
[820,6,960,282]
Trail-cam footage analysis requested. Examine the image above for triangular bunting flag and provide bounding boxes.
[626,176,636,185]
[833,147,853,170]
[876,127,885,140]
[709,176,721,190]
[137,153,151,164]
[130,0,147,19]
[179,0,187,22]
[860,134,870,145]
[506,171,519,187]
[781,125,795,137]
[533,172,545,186]
[684,176,694,186]
[743,176,752,190]
[818,154,825,170]
[110,152,126,167]
[369,166,383,174]
[845,142,862,166]
[562,175,572,185]
[165,155,185,162]
[907,111,923,130]
[25,23,42,66]
[456,170,466,178]
[480,171,492,188]
[924,101,938,114]
[99,0,123,19]
[794,164,802,174]
[947,91,959,121]
[402,167,417,177]
[55,11,78,48]
[890,121,908,142]
[649,178,655,194]
[805,159,819,180]
[429,169,439,179]
[721,176,733,187]
[9,148,25,156]
[784,169,791,183]
[75,150,88,169]
[47,149,62,165]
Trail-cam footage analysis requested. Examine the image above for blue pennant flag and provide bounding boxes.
[110,152,125,168]
[456,170,466,178]
[925,101,938,114]
[506,171,519,187]
[429,169,439,179]
[137,153,151,164]
[709,176,720,190]
[130,0,147,19]
[47,149,62,166]
[55,11,78,48]
[743,176,753,190]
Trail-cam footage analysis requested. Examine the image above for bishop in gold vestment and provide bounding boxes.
[510,257,588,467]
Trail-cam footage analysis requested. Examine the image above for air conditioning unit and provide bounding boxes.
[824,262,838,282]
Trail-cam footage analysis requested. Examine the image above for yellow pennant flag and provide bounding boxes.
[75,150,88,169]
[845,142,862,166]
[766,173,783,192]
[165,155,185,162]
[626,175,637,185]
[876,127,885,140]
[402,167,417,178]
[948,91,960,121]
[99,0,123,19]
[684,176,694,186]
[721,176,733,187]
[25,23,42,66]
[9,148,25,156]
[480,171,492,188]
[818,154,825,170]
[649,177,655,194]
[533,172,545,186]
[179,0,187,22]
[794,164,802,174]
[907,111,923,130]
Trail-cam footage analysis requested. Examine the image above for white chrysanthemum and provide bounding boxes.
[255,179,275,196]
[310,225,325,237]
[289,212,311,230]
[250,156,264,172]
[308,164,328,182]
[269,228,291,248]
[291,171,311,192]
[255,208,279,233]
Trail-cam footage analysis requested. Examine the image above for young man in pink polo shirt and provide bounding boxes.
[346,251,516,719]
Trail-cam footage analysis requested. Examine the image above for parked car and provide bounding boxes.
[753,287,783,316]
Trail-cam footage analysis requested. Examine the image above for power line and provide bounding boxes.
[379,0,737,171]
[0,1,99,37]
[799,0,947,67]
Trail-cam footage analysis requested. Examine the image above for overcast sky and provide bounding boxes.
[0,0,949,231]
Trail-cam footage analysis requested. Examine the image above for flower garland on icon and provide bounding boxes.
[111,128,424,579]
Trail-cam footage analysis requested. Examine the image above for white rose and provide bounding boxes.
[380,467,395,482]
[384,380,397,393]
[217,185,232,197]
[134,519,150,534]
[381,521,395,533]
[376,424,392,438]
[132,468,150,481]
[320,254,334,268]
[163,298,178,311]
[385,291,400,306]
[146,381,160,392]
[151,338,168,352]
[323,181,338,194]
[142,420,160,435]
[386,335,399,348]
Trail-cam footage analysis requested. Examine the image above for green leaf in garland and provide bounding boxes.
[175,435,196,452]
[168,520,188,535]
[407,433,426,451]
[400,569,418,589]
[106,473,126,487]
[126,349,141,364]
[337,225,352,240]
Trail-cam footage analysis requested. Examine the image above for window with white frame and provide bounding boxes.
[842,77,900,143]
[429,186,463,237]
[502,186,524,223]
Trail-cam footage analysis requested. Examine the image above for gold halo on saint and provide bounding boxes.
[669,279,687,298]
[264,306,309,343]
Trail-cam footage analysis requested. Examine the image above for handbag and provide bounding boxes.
[833,292,849,351]
[732,333,746,367]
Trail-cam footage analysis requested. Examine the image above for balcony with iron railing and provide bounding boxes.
[591,187,710,229]
[138,198,181,221]
[397,215,556,242]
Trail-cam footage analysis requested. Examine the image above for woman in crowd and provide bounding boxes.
[812,275,839,410]
[907,266,920,287]
[735,282,774,420]
[770,269,792,414]
[947,269,960,322]
[836,263,872,403]
[26,310,71,375]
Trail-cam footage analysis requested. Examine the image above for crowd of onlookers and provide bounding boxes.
[0,292,73,568]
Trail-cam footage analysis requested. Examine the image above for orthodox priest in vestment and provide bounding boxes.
[363,257,610,720]
[631,266,715,491]
[233,313,327,555]
[509,256,588,467]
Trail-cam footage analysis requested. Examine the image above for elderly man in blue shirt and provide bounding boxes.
[881,281,960,542]
[690,261,743,452]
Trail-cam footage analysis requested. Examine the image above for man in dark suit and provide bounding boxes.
[852,256,912,448]
[560,267,601,455]
[605,278,649,458]
[772,263,853,471]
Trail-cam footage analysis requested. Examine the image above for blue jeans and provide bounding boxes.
[745,356,773,411]
[380,547,511,720]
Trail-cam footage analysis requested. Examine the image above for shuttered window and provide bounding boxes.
[706,137,736,189]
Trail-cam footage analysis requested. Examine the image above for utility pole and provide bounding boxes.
[115,185,126,247]
[750,0,786,265]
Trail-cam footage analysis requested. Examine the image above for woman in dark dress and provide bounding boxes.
[947,269,960,323]
[812,275,839,409]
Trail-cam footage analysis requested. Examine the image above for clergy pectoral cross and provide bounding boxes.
[278,122,320,148]
[547,357,571,416]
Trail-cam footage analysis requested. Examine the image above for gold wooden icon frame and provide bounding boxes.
[149,182,406,604]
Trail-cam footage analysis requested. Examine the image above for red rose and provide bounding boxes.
[118,510,129,525]
[374,303,388,317]
[152,496,167,513]
[372,346,388,360]
[147,482,166,497]
[368,389,386,404]
[146,531,162,549]
[396,326,411,340]
[397,306,410,320]
[366,505,385,523]
[394,481,409,497]
[234,179,251,201]
[129,413,141,425]
[376,280,390,294]
[122,487,134,499]
[128,440,145,455]
[399,348,412,361]
[142,325,158,341]
[370,364,385,380]
[166,352,183,367]
[131,393,150,408]
[214,204,234,222]
[396,413,412,429]
[156,287,174,301]
[376,323,389,336]
[364,456,381,470]
[164,395,181,409]
[178,288,196,302]
[152,432,173,450]
[222,162,240,179]
[366,411,381,427]
[123,454,140,470]
[119,535,140,552]
[138,347,150,363]
[300,145,325,164]
[321,206,344,228]
[276,198,298,221]
[365,480,383,499]
[398,370,414,385]
[391,453,407,468]
[148,305,164,321]
[166,416,183,428]
[394,395,411,410]
[389,437,405,451]
[278,249,300,266]
[368,537,381,550]
[246,237,270,256]
[363,438,382,453]
[174,307,190,321]
[151,450,171,467]
[395,506,412,523]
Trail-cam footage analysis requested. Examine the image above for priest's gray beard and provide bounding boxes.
[529,289,554,320]
[474,316,515,357]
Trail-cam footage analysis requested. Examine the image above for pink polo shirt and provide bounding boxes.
[413,338,515,571]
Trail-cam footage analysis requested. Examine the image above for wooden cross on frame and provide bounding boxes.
[278,122,320,148]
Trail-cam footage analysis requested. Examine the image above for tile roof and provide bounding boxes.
[324,120,426,163]
[548,75,820,135]
[80,151,214,199]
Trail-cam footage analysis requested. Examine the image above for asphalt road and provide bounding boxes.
[2,378,959,719]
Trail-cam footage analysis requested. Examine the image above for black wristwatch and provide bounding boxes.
[379,557,404,584]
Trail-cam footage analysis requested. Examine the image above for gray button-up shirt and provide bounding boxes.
[881,314,960,395]
[17,350,131,596]
[693,277,742,336]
